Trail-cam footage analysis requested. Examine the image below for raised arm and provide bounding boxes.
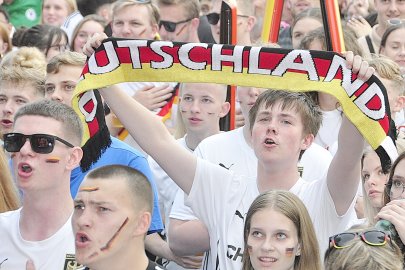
[327,52,372,215]
[83,34,196,194]
[327,115,364,215]
[99,87,196,194]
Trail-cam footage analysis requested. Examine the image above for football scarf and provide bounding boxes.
[73,37,398,169]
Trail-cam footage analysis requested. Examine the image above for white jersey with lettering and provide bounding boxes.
[187,159,356,270]
[170,126,333,233]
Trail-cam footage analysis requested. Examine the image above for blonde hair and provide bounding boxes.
[242,190,321,270]
[0,150,20,213]
[368,55,405,96]
[42,0,78,15]
[112,0,160,25]
[64,0,78,13]
[0,22,11,57]
[157,0,200,19]
[324,227,403,270]
[0,47,47,97]
[47,51,86,74]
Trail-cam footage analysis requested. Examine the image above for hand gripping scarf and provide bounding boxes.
[73,37,398,170]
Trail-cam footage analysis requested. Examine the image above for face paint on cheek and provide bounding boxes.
[10,153,16,158]
[46,156,61,163]
[285,247,295,257]
[88,251,99,259]
[80,187,100,192]
[100,217,129,252]
[138,28,146,37]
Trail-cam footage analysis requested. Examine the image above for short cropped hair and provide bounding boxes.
[112,0,160,25]
[47,51,86,74]
[249,90,322,137]
[0,47,47,97]
[14,99,83,146]
[86,165,153,213]
[157,0,200,19]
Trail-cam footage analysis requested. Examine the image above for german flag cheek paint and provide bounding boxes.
[285,247,295,257]
[46,156,61,163]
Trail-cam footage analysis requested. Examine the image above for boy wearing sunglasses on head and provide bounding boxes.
[324,227,403,270]
[0,100,84,269]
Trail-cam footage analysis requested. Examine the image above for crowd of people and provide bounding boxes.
[0,0,405,269]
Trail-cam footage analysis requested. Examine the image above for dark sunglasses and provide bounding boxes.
[159,18,193,32]
[3,133,74,154]
[329,230,390,249]
[206,12,249,25]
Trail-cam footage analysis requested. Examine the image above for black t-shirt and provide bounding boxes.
[84,260,166,270]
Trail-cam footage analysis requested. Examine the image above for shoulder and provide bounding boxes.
[102,137,146,158]
[198,128,242,148]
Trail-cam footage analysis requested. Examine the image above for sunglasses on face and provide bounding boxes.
[159,18,193,32]
[206,12,249,25]
[329,230,390,249]
[3,133,74,154]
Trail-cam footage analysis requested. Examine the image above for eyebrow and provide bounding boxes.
[74,199,112,206]
[392,175,405,181]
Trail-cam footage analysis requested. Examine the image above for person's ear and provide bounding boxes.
[296,244,301,256]
[393,95,405,113]
[66,147,83,170]
[219,102,231,117]
[190,17,200,31]
[301,133,314,150]
[151,23,159,37]
[134,211,151,236]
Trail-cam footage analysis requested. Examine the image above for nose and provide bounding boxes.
[18,137,34,156]
[261,237,275,252]
[388,1,399,12]
[248,87,260,99]
[399,45,405,55]
[266,119,278,135]
[190,100,201,113]
[50,89,63,103]
[2,100,14,115]
[122,23,131,34]
[365,173,377,187]
[158,25,169,39]
[74,207,93,229]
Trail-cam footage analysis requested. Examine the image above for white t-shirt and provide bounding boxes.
[187,159,356,270]
[0,209,83,270]
[170,127,333,221]
[315,109,342,156]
